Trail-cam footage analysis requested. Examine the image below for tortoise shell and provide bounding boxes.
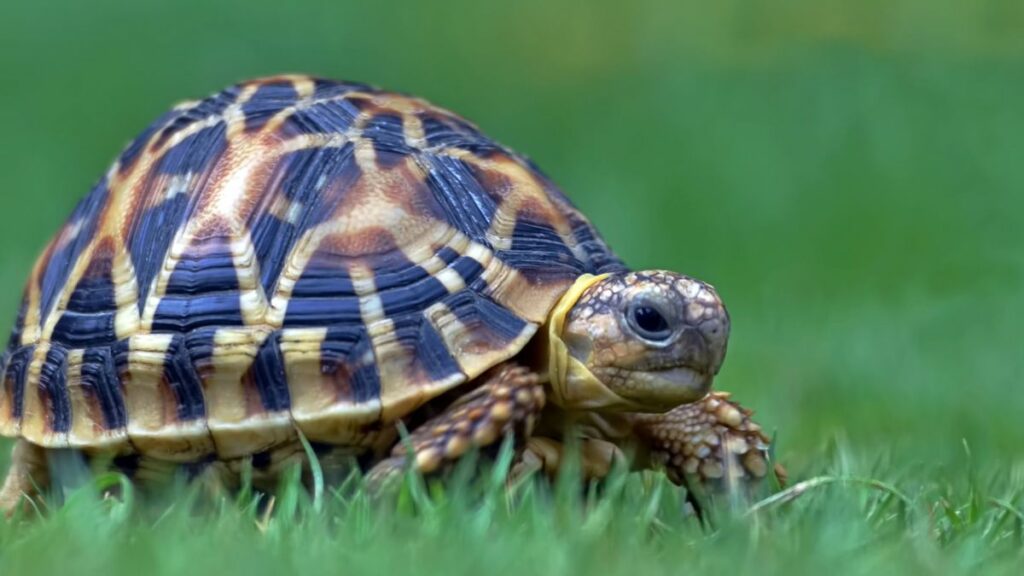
[0,75,625,461]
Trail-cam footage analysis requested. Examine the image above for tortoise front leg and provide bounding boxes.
[628,392,786,494]
[514,393,785,508]
[0,439,49,516]
[367,364,546,485]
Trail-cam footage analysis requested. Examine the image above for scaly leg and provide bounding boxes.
[0,439,49,516]
[367,364,545,486]
[515,392,785,504]
[627,391,787,495]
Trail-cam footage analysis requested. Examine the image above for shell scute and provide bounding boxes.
[51,309,118,350]
[281,99,360,137]
[362,112,416,163]
[50,238,121,349]
[154,122,228,178]
[282,251,361,327]
[152,293,246,334]
[242,81,300,133]
[419,154,498,242]
[128,194,194,312]
[375,253,452,318]
[429,288,533,379]
[418,111,495,153]
[251,143,359,296]
[152,85,240,150]
[151,235,247,333]
[310,78,372,100]
[118,110,180,174]
[38,178,111,327]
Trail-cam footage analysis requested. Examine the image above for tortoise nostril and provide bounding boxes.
[678,328,710,370]
[682,305,730,374]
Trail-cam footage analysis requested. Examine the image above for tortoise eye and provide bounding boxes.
[628,303,673,341]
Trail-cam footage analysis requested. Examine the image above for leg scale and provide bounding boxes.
[367,364,545,486]
[629,391,787,492]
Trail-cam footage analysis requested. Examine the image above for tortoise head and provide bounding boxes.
[546,271,729,412]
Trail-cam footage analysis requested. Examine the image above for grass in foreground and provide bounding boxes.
[0,443,1021,576]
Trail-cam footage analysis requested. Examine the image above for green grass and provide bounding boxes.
[1,0,1023,573]
[0,448,1022,575]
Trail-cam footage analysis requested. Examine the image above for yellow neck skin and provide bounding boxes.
[546,273,644,411]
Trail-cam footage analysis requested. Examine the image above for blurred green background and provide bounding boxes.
[0,0,1021,475]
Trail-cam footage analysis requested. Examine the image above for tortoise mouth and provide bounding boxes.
[653,364,711,385]
[622,365,713,411]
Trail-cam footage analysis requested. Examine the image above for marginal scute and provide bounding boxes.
[190,326,293,458]
[281,326,380,444]
[162,334,207,422]
[0,297,28,434]
[248,331,290,411]
[568,213,628,274]
[1,345,34,426]
[37,345,72,442]
[65,347,128,449]
[0,75,623,458]
[77,347,126,431]
[120,334,215,460]
[397,313,463,383]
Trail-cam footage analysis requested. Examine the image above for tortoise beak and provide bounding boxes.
[630,365,714,411]
[648,365,713,404]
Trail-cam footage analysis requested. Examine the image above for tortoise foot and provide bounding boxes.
[630,391,787,495]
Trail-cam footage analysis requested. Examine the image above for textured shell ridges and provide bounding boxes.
[0,75,624,460]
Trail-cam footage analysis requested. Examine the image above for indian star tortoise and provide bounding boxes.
[0,75,782,512]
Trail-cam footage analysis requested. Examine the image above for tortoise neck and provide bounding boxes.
[542,274,641,412]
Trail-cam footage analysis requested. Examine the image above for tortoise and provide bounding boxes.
[0,75,780,510]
